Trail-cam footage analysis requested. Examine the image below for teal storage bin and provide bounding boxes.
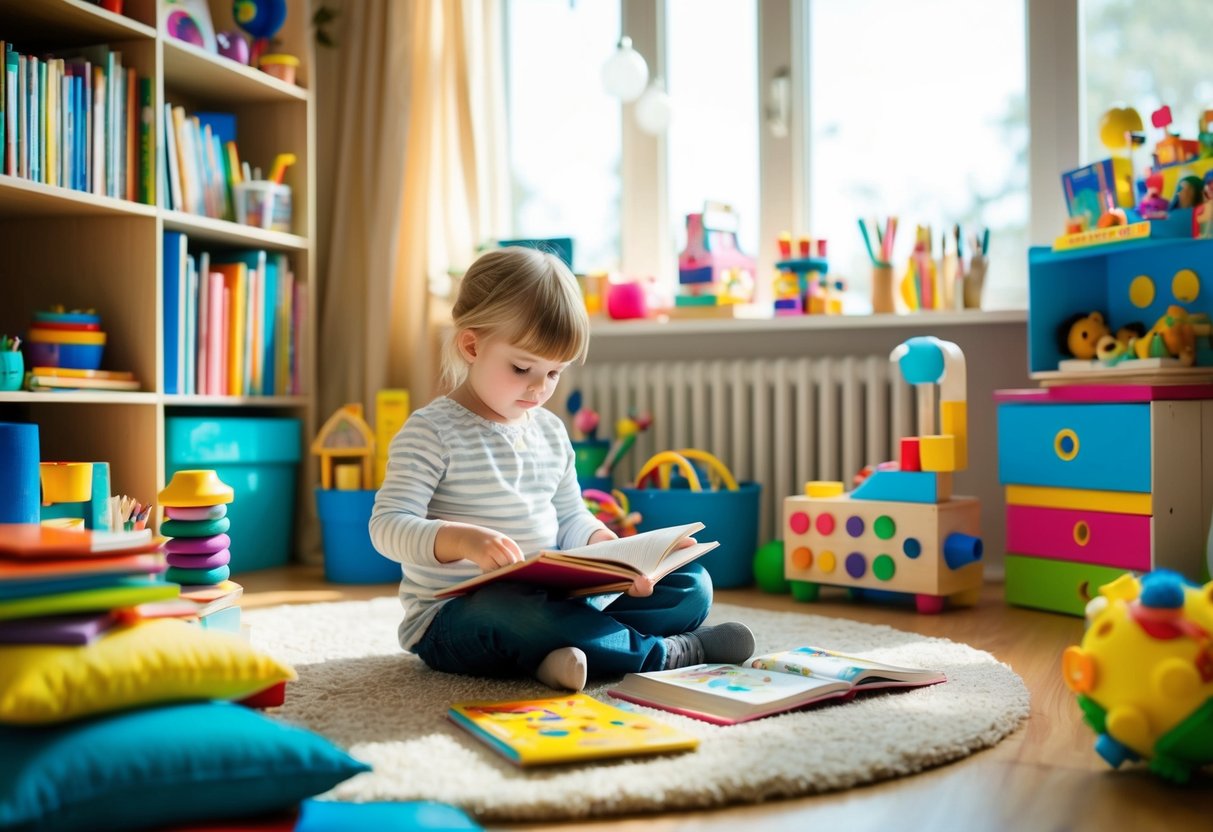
[166,417,302,573]
[316,488,401,583]
[619,481,761,588]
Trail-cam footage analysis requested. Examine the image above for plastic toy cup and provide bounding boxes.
[258,53,300,85]
[0,351,23,391]
[871,263,895,314]
[573,439,612,492]
[234,181,292,233]
[40,462,95,504]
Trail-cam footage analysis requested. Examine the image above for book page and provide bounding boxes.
[552,522,705,576]
[750,646,943,684]
[625,663,844,707]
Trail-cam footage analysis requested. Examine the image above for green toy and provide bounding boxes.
[753,540,790,594]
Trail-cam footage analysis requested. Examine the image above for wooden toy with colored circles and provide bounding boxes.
[782,337,983,613]
[1062,570,1213,783]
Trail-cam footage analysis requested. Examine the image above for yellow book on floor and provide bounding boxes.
[447,693,698,767]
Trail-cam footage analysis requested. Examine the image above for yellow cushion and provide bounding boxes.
[0,618,295,725]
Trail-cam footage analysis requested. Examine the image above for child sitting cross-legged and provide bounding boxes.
[369,246,754,691]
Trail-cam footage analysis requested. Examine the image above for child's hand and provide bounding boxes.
[674,536,697,549]
[588,529,618,545]
[627,575,655,597]
[436,523,524,571]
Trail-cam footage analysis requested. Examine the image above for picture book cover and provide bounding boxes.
[436,523,717,599]
[448,693,698,767]
[609,646,947,725]
[0,525,161,559]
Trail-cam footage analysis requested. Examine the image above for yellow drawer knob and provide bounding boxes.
[1054,428,1080,461]
[1073,520,1091,546]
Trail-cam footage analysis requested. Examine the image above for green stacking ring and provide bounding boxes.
[161,517,231,538]
[166,564,232,586]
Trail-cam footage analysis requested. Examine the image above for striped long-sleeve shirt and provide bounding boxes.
[369,396,607,650]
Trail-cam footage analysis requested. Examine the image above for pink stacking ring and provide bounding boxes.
[164,533,231,555]
[165,504,228,521]
[166,549,232,570]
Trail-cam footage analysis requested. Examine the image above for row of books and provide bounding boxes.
[162,105,238,219]
[1,41,152,203]
[163,231,306,397]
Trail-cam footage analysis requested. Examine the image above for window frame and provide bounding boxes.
[608,0,1076,303]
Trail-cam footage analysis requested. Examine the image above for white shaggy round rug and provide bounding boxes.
[245,598,1029,822]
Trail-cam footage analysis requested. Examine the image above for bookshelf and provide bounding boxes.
[0,0,316,557]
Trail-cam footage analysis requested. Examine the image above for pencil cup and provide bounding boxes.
[871,264,896,314]
[964,255,987,310]
[0,351,23,391]
[234,181,292,233]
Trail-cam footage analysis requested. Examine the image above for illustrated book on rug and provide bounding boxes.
[447,692,699,767]
[435,523,717,598]
[609,646,947,725]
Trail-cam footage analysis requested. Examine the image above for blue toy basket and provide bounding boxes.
[315,488,402,584]
[619,450,760,588]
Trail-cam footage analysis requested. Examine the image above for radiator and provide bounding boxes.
[562,356,915,544]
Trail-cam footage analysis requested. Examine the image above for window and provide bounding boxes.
[666,0,760,269]
[1082,0,1213,169]
[504,0,621,273]
[807,0,1028,309]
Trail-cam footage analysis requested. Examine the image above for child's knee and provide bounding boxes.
[675,562,714,604]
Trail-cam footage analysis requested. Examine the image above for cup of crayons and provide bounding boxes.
[109,494,152,532]
[234,153,295,232]
[0,335,23,391]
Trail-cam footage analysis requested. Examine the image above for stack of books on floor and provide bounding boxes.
[0,524,175,640]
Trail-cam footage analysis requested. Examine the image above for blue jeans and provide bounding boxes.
[413,563,712,679]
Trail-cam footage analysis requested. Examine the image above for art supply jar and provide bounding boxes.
[234,181,292,232]
[258,53,300,85]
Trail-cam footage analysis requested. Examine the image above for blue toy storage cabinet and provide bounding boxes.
[997,238,1213,615]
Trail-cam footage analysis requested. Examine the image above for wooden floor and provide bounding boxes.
[239,568,1213,832]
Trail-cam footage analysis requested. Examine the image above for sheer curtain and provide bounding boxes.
[315,0,506,426]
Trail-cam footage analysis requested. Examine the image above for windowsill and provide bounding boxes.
[589,308,1027,337]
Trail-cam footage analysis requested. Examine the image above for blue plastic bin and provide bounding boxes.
[166,417,302,573]
[619,481,761,588]
[316,488,402,583]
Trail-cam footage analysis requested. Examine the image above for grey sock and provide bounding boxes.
[536,646,587,691]
[663,622,755,669]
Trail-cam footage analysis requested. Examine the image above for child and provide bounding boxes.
[369,246,753,691]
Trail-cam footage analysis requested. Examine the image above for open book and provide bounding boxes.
[435,523,717,599]
[448,693,698,766]
[609,646,947,725]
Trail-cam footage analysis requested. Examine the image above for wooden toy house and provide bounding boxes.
[676,202,757,303]
[311,404,376,490]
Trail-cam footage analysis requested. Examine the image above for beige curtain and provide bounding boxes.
[316,0,508,426]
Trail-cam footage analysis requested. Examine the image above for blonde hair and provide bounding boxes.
[440,247,590,391]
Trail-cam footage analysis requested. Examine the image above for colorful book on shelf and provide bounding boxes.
[28,370,141,391]
[163,230,188,393]
[447,693,698,767]
[608,646,947,725]
[211,261,247,396]
[0,525,160,559]
[434,523,717,599]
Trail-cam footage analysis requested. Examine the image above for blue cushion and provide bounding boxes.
[0,701,370,832]
[295,799,481,831]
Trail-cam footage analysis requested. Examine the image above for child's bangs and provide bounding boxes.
[509,306,588,364]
